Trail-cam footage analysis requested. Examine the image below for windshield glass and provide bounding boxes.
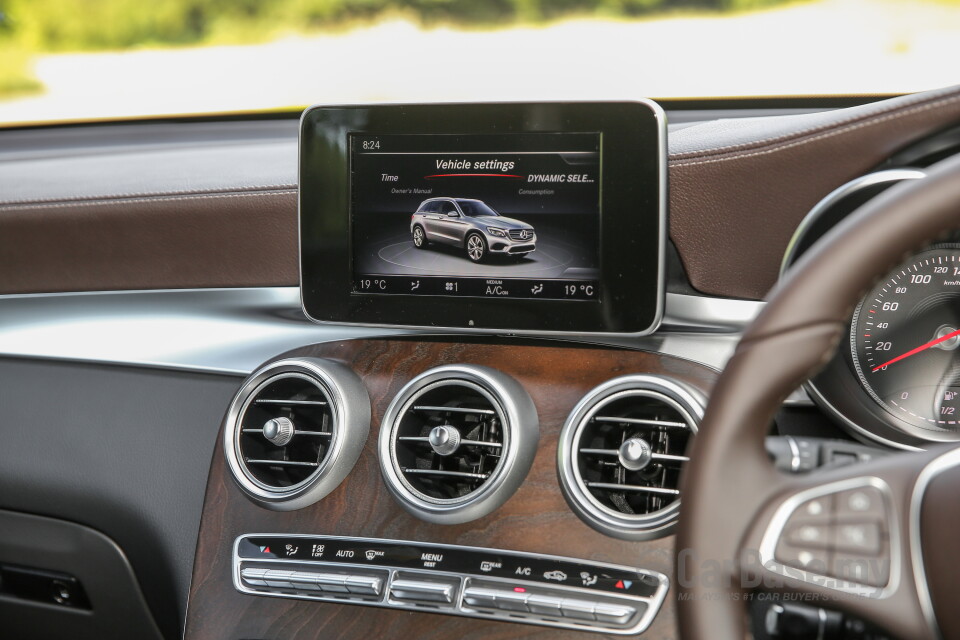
[457,200,500,217]
[1,0,957,126]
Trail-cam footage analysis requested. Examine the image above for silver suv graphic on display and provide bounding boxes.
[410,198,537,263]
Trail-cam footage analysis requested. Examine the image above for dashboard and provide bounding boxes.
[2,86,960,640]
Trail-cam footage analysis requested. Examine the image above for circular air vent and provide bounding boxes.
[224,358,370,511]
[558,375,704,540]
[379,364,538,524]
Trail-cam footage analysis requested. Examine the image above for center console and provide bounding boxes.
[182,102,701,640]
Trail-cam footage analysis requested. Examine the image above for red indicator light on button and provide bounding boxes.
[263,547,271,554]
[513,587,526,593]
[615,580,625,589]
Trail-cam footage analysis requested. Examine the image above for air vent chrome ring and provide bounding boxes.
[558,375,704,541]
[223,357,370,511]
[379,364,539,524]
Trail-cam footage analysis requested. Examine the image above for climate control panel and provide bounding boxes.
[234,534,668,635]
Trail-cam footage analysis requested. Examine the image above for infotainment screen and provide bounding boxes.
[350,133,600,302]
[300,102,665,336]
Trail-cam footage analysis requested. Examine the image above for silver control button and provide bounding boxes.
[314,573,350,594]
[344,575,383,597]
[262,569,296,589]
[594,602,638,625]
[240,567,269,587]
[525,593,563,617]
[560,597,597,621]
[287,571,324,591]
[390,579,456,604]
[493,590,529,612]
[462,587,498,609]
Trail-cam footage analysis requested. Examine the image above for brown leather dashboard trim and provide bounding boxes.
[668,84,960,300]
[0,188,297,295]
[3,87,960,298]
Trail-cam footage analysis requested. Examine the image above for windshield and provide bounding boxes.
[1,0,958,126]
[457,200,500,217]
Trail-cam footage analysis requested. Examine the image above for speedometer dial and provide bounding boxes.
[851,246,960,431]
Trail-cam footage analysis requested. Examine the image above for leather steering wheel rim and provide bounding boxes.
[676,152,960,640]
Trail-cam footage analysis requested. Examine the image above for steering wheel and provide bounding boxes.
[677,153,960,640]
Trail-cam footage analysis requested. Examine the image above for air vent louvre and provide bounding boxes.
[394,381,505,501]
[238,373,333,489]
[224,358,370,511]
[379,364,539,524]
[578,392,692,515]
[559,375,704,540]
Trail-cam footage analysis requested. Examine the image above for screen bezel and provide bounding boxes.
[299,101,666,336]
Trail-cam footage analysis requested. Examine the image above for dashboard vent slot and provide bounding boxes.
[394,383,505,500]
[379,365,539,524]
[559,375,704,540]
[238,373,333,489]
[224,358,370,511]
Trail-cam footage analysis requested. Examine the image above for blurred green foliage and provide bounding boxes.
[0,0,791,98]
[0,0,792,52]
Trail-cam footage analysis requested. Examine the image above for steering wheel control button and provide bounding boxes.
[836,487,886,519]
[830,552,890,588]
[235,535,666,634]
[834,522,883,555]
[775,544,830,572]
[785,523,833,548]
[761,479,896,595]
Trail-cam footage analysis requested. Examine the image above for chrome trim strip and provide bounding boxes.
[661,293,764,333]
[0,287,763,376]
[780,169,927,277]
[233,533,669,636]
[908,447,958,638]
[758,476,900,599]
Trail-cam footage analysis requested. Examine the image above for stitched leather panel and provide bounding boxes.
[2,90,960,297]
[0,189,297,294]
[669,85,960,299]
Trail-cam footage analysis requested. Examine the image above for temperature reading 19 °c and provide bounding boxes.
[566,283,595,297]
[358,278,387,291]
[851,246,960,431]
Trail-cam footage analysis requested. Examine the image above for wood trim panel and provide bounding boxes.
[185,338,717,640]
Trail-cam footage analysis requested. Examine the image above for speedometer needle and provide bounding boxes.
[871,328,960,372]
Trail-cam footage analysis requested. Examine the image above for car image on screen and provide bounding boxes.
[410,197,536,263]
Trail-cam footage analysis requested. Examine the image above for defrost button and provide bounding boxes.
[594,602,639,625]
[560,597,597,621]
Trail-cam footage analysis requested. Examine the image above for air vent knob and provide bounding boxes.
[618,438,652,471]
[428,425,461,456]
[263,417,295,446]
